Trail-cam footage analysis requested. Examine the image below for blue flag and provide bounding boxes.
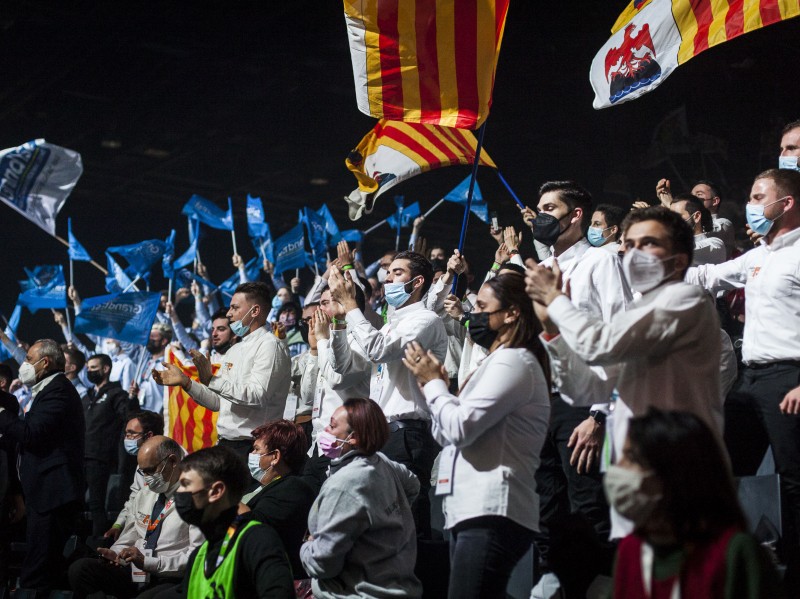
[74,291,161,346]
[182,195,234,231]
[0,304,21,360]
[341,229,364,244]
[68,218,92,262]
[305,251,326,272]
[17,265,67,312]
[303,208,328,259]
[443,176,488,223]
[173,218,201,270]
[162,230,176,280]
[246,195,269,238]
[274,223,306,274]
[387,197,421,230]
[105,252,134,294]
[177,269,220,293]
[108,239,168,278]
[316,204,344,246]
[252,236,274,264]
[218,257,261,304]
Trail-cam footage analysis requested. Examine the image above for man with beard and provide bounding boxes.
[129,323,174,414]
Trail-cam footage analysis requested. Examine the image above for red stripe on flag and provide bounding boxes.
[725,0,745,37]
[439,127,474,158]
[415,1,441,122]
[414,126,461,164]
[171,390,185,444]
[453,0,480,128]
[382,128,444,169]
[495,0,510,46]
[201,407,214,448]
[378,0,404,120]
[690,0,715,55]
[184,401,197,451]
[759,0,783,25]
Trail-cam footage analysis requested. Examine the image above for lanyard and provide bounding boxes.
[144,499,173,542]
[210,514,244,573]
[640,542,680,599]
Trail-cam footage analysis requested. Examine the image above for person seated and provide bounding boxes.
[240,420,316,580]
[300,398,422,599]
[69,436,203,599]
[607,408,780,598]
[163,445,294,599]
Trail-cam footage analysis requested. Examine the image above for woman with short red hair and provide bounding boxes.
[300,398,422,599]
[241,419,316,580]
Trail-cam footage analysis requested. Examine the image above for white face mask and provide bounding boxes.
[603,465,662,527]
[144,458,174,494]
[248,451,273,482]
[622,248,678,294]
[18,358,44,386]
[779,156,800,172]
[102,340,121,357]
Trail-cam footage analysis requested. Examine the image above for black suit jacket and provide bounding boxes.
[0,373,86,513]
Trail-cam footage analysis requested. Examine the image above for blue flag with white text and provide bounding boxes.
[162,230,176,280]
[387,197,421,230]
[443,176,488,223]
[316,204,343,246]
[274,224,306,274]
[341,229,364,244]
[174,219,202,270]
[247,196,274,262]
[68,218,92,262]
[74,291,161,345]
[218,257,261,304]
[108,239,168,278]
[303,208,327,260]
[105,253,135,294]
[182,195,234,231]
[17,265,67,312]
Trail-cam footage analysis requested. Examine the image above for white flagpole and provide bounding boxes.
[168,277,173,303]
[135,344,149,383]
[64,306,72,338]
[311,249,320,276]
[424,198,446,218]
[231,230,238,256]
[69,259,74,289]
[364,219,387,235]
[123,276,141,293]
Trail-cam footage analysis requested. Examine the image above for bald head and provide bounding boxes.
[138,435,182,486]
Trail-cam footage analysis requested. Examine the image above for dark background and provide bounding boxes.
[1,1,798,343]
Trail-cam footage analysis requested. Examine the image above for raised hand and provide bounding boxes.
[443,294,464,320]
[504,226,522,252]
[402,341,447,387]
[152,363,189,389]
[490,225,504,245]
[656,178,673,207]
[328,268,357,310]
[190,280,202,298]
[520,206,537,231]
[495,243,510,266]
[188,349,213,385]
[314,308,331,341]
[447,250,466,275]
[524,258,563,306]
[52,309,67,329]
[337,240,354,267]
[262,260,274,276]
[68,285,81,307]
[631,200,650,211]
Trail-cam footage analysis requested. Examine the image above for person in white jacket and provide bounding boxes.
[69,436,203,599]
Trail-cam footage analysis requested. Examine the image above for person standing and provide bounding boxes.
[62,343,89,398]
[154,282,291,465]
[404,274,552,599]
[668,194,726,266]
[0,339,85,596]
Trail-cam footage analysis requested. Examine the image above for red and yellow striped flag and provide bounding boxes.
[591,0,799,108]
[344,119,496,220]
[165,349,220,453]
[343,0,510,130]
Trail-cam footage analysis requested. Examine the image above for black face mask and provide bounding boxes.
[468,311,503,350]
[87,370,105,385]
[298,321,310,344]
[174,490,207,526]
[146,340,161,354]
[213,340,232,355]
[532,211,573,246]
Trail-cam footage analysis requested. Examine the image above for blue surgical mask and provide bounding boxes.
[124,439,140,455]
[746,197,788,237]
[272,295,284,309]
[384,277,419,308]
[248,451,272,482]
[230,305,255,337]
[587,226,611,247]
[779,156,800,172]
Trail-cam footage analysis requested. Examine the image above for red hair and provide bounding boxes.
[251,419,307,472]
[342,398,389,455]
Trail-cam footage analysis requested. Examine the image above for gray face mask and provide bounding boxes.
[144,458,174,494]
[603,465,662,526]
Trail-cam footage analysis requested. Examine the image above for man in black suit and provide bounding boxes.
[0,339,85,596]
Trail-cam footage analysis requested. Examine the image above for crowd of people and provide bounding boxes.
[2,120,800,599]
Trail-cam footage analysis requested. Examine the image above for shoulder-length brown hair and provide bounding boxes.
[342,398,390,455]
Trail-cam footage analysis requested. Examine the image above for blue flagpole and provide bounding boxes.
[452,122,487,294]
[494,169,525,209]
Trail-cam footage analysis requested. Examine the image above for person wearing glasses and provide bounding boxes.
[69,436,203,599]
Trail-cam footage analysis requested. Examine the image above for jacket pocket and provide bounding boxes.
[37,452,68,474]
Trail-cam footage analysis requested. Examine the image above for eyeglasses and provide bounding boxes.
[124,431,146,440]
[300,316,313,324]
[137,455,169,477]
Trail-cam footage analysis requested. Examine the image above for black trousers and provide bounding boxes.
[217,438,253,467]
[21,500,81,594]
[534,396,611,572]
[448,516,535,599]
[68,556,181,599]
[85,458,112,536]
[381,421,439,540]
[725,363,800,545]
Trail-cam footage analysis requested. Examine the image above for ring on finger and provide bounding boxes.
[415,356,421,363]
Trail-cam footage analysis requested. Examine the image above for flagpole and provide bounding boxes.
[231,230,238,257]
[54,236,108,275]
[259,240,267,263]
[494,170,526,209]
[64,305,72,338]
[394,206,404,251]
[135,345,149,384]
[123,276,141,293]
[364,219,388,235]
[453,122,487,294]
[423,198,446,218]
[69,259,74,288]
[311,249,320,276]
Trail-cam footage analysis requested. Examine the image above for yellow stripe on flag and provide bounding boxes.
[611,0,655,34]
[475,0,496,129]
[673,0,701,64]
[777,0,800,19]
[363,0,384,118]
[397,2,422,123]
[742,0,765,32]
[708,0,731,47]
[435,0,459,127]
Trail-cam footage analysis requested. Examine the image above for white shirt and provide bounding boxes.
[111,481,203,577]
[187,324,291,440]
[338,302,448,421]
[545,281,723,436]
[602,241,621,254]
[303,334,371,455]
[111,352,136,392]
[685,227,800,364]
[423,347,551,531]
[693,233,727,266]
[710,214,736,259]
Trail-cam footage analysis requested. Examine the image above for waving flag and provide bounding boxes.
[342,229,364,244]
[181,195,234,231]
[274,224,306,274]
[74,291,161,346]
[0,139,83,236]
[343,0,510,129]
[17,265,67,312]
[173,219,202,271]
[387,197,421,230]
[443,176,489,222]
[165,348,219,453]
[316,204,344,246]
[302,208,328,260]
[105,252,135,293]
[162,230,176,280]
[108,239,169,279]
[218,257,261,302]
[68,218,92,262]
[591,0,800,109]
[246,195,274,263]
[344,119,496,220]
[0,305,22,361]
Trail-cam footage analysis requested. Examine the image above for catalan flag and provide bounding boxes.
[344,119,496,220]
[343,0,510,130]
[591,0,800,109]
[164,348,220,453]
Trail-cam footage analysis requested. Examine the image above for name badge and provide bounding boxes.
[283,394,297,421]
[435,445,458,496]
[312,373,324,418]
[369,364,385,402]
[131,539,150,583]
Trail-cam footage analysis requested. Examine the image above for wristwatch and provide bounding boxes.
[460,313,471,327]
[589,410,606,426]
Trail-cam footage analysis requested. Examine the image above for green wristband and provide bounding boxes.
[342,265,354,271]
